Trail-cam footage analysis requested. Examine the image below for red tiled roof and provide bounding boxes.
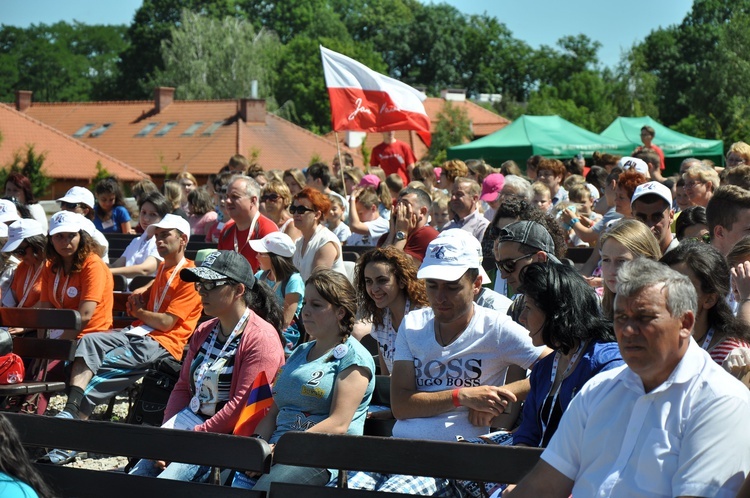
[21,98,364,176]
[0,103,148,182]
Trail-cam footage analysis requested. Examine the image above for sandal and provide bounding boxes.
[38,448,78,465]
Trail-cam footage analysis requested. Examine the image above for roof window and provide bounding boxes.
[201,121,225,136]
[136,122,159,137]
[155,122,178,137]
[181,122,204,137]
[73,124,96,138]
[90,123,112,138]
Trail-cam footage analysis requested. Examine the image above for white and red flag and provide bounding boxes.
[320,45,431,146]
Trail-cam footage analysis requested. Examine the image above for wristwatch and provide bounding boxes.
[394,231,406,241]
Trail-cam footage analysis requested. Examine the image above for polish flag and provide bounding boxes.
[320,45,431,147]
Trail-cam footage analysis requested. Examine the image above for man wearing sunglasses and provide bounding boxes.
[495,220,562,322]
[45,215,202,454]
[631,181,678,255]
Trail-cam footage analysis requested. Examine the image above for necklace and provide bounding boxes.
[435,320,462,347]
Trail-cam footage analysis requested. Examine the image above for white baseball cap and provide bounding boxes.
[49,211,86,235]
[146,214,191,242]
[418,229,490,284]
[631,181,673,207]
[617,156,649,175]
[2,219,44,253]
[249,232,295,258]
[0,223,7,239]
[57,186,95,209]
[0,200,20,224]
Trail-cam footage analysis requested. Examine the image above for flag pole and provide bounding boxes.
[334,131,346,187]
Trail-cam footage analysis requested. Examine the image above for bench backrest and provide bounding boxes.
[0,308,82,331]
[11,337,76,361]
[273,432,543,483]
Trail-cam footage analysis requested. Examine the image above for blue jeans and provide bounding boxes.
[129,458,211,482]
[235,463,330,492]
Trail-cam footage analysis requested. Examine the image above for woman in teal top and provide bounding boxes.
[249,232,305,352]
[242,269,375,492]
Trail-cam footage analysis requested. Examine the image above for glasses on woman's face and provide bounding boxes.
[289,205,315,215]
[684,180,705,190]
[495,254,533,274]
[12,244,29,257]
[260,194,280,203]
[194,279,231,292]
[60,201,79,211]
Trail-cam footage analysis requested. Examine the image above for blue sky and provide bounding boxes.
[3,0,694,67]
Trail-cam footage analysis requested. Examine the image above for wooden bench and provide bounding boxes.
[0,308,81,411]
[105,233,217,261]
[7,413,271,498]
[269,432,543,497]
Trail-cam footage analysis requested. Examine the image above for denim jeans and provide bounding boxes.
[236,463,330,492]
[129,458,211,482]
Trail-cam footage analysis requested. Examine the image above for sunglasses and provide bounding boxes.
[12,244,30,257]
[260,193,280,202]
[686,233,711,244]
[60,201,79,210]
[194,280,232,292]
[289,205,315,215]
[495,254,533,274]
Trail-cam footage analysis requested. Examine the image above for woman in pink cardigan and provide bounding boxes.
[129,250,285,481]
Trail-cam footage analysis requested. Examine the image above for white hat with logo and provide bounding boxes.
[249,232,296,258]
[146,214,191,242]
[418,229,490,284]
[2,219,44,253]
[0,200,20,224]
[57,186,95,209]
[48,211,86,235]
[617,156,649,175]
[631,181,673,207]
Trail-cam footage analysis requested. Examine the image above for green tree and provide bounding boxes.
[1,145,53,199]
[150,10,282,100]
[426,102,472,164]
[117,0,248,99]
[89,162,112,190]
[0,22,127,102]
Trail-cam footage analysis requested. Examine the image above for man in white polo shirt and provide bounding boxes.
[507,259,750,498]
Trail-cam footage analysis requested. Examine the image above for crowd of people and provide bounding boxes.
[2,127,750,497]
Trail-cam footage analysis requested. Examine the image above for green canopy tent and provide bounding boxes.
[600,116,725,172]
[447,115,633,167]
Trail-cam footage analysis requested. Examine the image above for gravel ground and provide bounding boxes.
[43,391,135,471]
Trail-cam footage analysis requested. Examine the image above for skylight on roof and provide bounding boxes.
[155,122,178,137]
[201,121,225,136]
[73,124,96,138]
[90,123,112,138]
[181,122,204,137]
[136,122,159,137]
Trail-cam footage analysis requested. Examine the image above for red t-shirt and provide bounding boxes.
[370,140,416,185]
[217,215,279,271]
[634,144,666,170]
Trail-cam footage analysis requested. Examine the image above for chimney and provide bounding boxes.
[239,99,266,124]
[15,90,32,112]
[441,88,467,102]
[154,87,175,113]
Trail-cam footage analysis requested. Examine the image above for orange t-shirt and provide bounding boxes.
[10,261,43,308]
[41,255,114,337]
[133,259,202,360]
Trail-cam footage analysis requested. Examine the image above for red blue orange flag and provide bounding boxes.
[233,371,273,436]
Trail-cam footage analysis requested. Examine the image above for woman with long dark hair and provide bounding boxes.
[4,172,47,231]
[515,262,623,447]
[0,414,54,497]
[129,250,286,482]
[663,240,750,364]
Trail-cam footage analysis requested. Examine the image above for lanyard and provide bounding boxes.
[539,341,587,441]
[193,308,251,398]
[234,211,260,253]
[152,257,187,313]
[52,270,72,308]
[18,264,43,308]
[383,299,411,334]
[700,327,715,351]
